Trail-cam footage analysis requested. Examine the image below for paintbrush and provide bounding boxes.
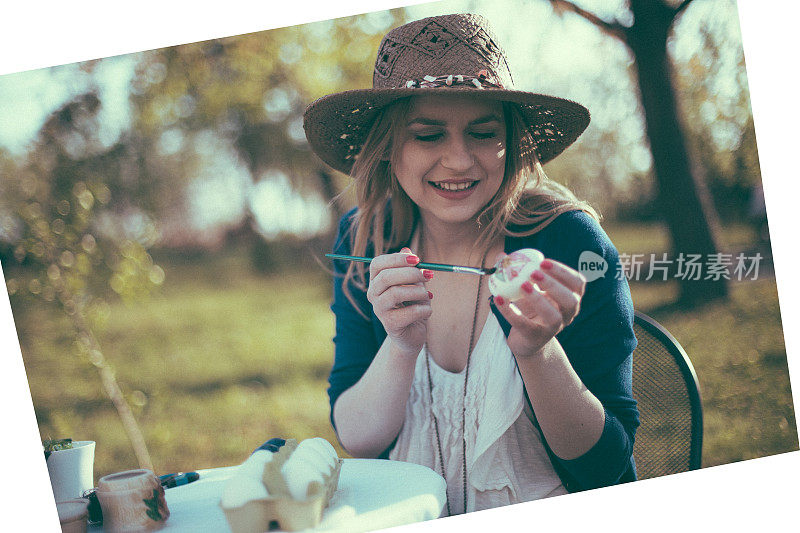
[325,253,496,276]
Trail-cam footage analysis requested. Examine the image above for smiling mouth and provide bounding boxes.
[429,181,479,191]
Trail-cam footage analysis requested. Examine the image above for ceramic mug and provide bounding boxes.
[46,440,96,502]
[96,469,170,532]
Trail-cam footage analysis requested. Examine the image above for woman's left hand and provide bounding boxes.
[491,254,587,360]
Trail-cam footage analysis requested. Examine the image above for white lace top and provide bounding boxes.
[388,312,567,515]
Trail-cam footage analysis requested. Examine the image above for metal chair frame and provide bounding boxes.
[633,311,704,473]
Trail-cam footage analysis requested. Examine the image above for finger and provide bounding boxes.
[539,258,587,296]
[368,266,430,301]
[385,301,433,328]
[368,249,422,282]
[373,285,432,315]
[367,251,430,302]
[529,270,582,321]
[492,290,558,335]
[510,282,562,325]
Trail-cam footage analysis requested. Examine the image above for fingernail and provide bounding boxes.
[521,281,534,294]
[401,247,412,253]
[541,259,553,270]
[406,255,419,265]
[427,291,434,299]
[494,295,505,306]
[423,270,434,280]
[531,270,545,282]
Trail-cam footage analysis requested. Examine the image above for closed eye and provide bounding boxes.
[470,131,496,140]
[415,133,444,142]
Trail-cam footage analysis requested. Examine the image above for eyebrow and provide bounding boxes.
[406,114,503,127]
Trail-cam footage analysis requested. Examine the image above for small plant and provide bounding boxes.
[43,438,73,460]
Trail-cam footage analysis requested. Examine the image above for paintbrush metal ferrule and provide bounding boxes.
[451,265,493,275]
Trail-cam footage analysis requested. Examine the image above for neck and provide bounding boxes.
[417,214,487,266]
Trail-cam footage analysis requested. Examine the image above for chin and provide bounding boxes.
[423,205,484,226]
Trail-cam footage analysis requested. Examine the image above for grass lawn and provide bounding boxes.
[12,222,799,481]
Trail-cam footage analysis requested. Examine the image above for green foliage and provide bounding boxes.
[43,438,73,451]
[540,0,760,222]
[2,92,163,468]
[673,8,761,221]
[125,9,410,237]
[3,94,164,311]
[43,438,73,460]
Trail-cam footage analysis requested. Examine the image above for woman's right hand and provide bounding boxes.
[366,247,433,356]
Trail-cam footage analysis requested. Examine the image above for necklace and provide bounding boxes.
[420,236,487,516]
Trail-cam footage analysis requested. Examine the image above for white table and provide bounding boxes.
[89,459,446,532]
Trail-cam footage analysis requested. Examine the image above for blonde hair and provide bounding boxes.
[337,97,598,315]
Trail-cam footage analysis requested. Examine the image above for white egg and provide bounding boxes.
[282,459,324,500]
[306,437,338,458]
[237,450,273,479]
[295,441,335,473]
[221,475,269,508]
[488,248,545,302]
[292,448,329,475]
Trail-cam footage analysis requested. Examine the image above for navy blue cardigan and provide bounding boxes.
[328,207,639,493]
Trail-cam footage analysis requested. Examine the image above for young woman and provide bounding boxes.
[303,14,638,515]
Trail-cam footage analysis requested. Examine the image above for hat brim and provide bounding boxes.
[303,86,590,175]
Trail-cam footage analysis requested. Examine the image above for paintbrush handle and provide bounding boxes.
[325,254,493,276]
[325,253,373,265]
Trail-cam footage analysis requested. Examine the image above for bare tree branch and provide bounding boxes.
[548,0,628,42]
[674,0,696,19]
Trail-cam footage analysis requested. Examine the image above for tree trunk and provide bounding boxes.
[627,0,728,304]
[68,296,154,471]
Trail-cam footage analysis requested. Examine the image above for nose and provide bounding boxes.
[440,135,475,172]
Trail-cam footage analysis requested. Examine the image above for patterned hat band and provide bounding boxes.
[394,71,505,90]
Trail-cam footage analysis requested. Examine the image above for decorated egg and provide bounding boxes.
[488,248,545,302]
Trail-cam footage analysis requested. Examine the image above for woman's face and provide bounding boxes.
[392,94,507,227]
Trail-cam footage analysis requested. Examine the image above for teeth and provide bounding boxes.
[432,181,475,191]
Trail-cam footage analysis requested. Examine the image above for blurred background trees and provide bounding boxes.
[545,0,757,304]
[0,92,161,468]
[2,0,788,476]
[2,1,765,288]
[123,10,407,271]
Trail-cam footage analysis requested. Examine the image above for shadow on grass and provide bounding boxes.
[177,363,330,395]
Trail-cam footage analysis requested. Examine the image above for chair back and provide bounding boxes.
[632,311,703,479]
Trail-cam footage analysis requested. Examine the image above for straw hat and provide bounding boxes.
[303,13,590,175]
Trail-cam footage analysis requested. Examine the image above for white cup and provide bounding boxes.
[45,440,96,502]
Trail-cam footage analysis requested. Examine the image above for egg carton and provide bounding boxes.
[221,439,342,532]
